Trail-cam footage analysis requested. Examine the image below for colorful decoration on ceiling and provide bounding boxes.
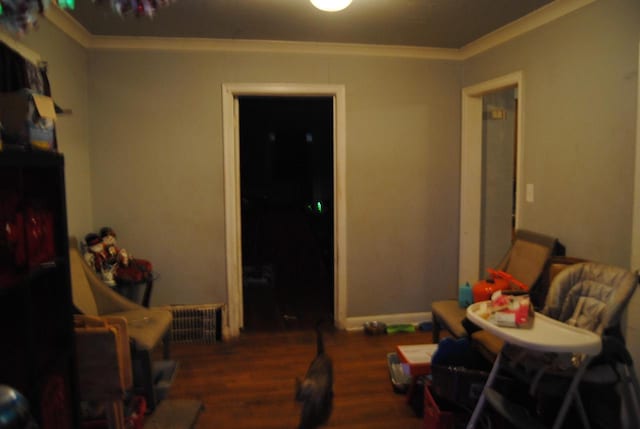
[0,0,49,36]
[98,0,175,18]
[0,0,174,36]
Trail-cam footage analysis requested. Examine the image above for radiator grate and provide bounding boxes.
[158,303,225,344]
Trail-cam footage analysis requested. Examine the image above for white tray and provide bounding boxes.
[466,301,601,355]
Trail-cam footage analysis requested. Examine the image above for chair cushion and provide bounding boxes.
[431,300,468,338]
[504,240,551,287]
[543,262,638,335]
[69,247,99,316]
[68,236,172,362]
[108,308,173,352]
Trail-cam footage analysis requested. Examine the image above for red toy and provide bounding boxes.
[472,269,528,303]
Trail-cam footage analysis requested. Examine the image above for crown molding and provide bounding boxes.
[88,36,462,60]
[43,0,595,61]
[0,30,42,65]
[460,0,597,59]
[44,3,92,48]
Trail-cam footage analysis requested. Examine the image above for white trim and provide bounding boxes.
[459,72,524,285]
[0,31,41,65]
[631,44,640,277]
[88,36,460,60]
[345,312,432,331]
[43,0,592,60]
[222,83,347,337]
[44,4,92,48]
[459,0,596,59]
[627,42,640,377]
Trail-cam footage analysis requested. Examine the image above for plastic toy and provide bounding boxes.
[84,232,117,286]
[386,324,416,334]
[472,269,528,303]
[99,227,153,284]
[100,227,129,267]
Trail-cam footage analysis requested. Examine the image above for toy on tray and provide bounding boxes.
[474,290,534,328]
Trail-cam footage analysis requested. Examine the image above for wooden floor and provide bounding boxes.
[164,328,432,429]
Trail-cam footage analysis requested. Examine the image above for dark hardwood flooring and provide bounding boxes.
[165,329,432,428]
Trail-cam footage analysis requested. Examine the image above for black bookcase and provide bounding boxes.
[0,150,78,428]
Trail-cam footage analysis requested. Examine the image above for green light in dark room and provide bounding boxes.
[306,201,324,214]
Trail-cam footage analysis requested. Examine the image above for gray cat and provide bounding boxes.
[295,324,333,429]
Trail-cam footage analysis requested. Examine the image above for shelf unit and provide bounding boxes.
[0,150,79,429]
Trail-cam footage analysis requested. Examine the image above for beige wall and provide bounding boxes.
[464,0,640,370]
[86,50,462,311]
[21,20,92,241]
[14,0,639,323]
[463,0,640,267]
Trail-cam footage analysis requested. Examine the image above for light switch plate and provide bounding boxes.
[526,184,534,203]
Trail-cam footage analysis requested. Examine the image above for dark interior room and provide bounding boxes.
[239,96,334,331]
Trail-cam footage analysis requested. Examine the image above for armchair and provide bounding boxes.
[431,229,561,343]
[68,237,172,410]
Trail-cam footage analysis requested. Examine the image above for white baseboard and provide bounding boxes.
[221,311,433,337]
[345,312,432,331]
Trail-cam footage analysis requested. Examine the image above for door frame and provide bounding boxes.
[459,71,524,284]
[222,83,347,337]
[632,42,640,277]
[628,42,640,374]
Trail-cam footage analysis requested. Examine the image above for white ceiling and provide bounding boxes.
[65,0,555,49]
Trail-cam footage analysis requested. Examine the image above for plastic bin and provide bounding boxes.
[424,385,454,429]
[387,352,412,394]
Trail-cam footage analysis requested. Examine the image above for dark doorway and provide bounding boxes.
[239,96,334,331]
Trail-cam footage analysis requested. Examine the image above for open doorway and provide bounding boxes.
[480,86,518,274]
[221,83,347,338]
[459,72,523,285]
[239,96,334,331]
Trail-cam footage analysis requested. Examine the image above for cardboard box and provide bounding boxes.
[0,90,57,151]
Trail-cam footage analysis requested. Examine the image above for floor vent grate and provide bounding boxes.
[158,304,225,344]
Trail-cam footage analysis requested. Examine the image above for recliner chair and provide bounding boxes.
[68,237,172,410]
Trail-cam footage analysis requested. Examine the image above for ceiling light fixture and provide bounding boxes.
[310,0,352,12]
